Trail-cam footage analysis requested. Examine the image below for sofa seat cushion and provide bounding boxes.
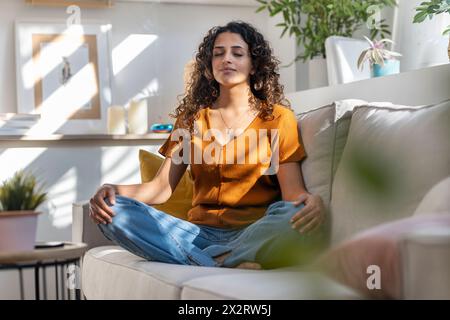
[82,246,256,299]
[181,270,361,300]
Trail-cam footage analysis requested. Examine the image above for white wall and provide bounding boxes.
[0,0,296,126]
[392,0,450,72]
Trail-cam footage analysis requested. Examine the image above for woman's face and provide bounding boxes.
[211,32,254,88]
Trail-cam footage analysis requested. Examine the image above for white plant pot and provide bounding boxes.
[0,211,40,252]
[308,56,328,89]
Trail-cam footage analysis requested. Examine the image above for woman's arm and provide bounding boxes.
[112,157,188,205]
[276,162,308,201]
[89,157,187,224]
[277,162,325,234]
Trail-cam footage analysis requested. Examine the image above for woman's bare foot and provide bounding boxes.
[235,262,262,270]
[214,253,262,269]
[214,252,231,265]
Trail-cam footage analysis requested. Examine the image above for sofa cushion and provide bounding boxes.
[181,270,361,300]
[413,176,450,216]
[139,149,193,220]
[330,100,450,244]
[297,99,366,208]
[82,246,254,299]
[297,99,367,245]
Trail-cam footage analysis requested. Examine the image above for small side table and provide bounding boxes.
[0,242,87,300]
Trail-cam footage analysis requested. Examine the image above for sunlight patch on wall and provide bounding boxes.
[112,34,158,75]
[45,167,77,229]
[101,147,141,184]
[0,148,47,180]
[132,78,160,102]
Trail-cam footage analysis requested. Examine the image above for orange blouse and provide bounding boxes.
[158,104,306,229]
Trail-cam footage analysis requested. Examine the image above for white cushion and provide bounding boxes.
[330,100,450,244]
[414,176,450,216]
[82,246,252,299]
[297,99,367,207]
[181,271,361,300]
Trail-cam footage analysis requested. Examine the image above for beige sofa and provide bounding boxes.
[73,99,450,300]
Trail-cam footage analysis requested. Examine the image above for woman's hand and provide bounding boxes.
[290,193,325,234]
[89,184,117,224]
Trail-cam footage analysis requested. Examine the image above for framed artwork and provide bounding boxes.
[15,21,112,134]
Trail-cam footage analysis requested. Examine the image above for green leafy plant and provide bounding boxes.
[413,0,450,35]
[256,0,397,63]
[357,36,402,70]
[0,170,47,211]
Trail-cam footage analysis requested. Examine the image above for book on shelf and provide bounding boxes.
[0,120,39,128]
[0,113,41,121]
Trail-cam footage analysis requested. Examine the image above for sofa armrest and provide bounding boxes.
[72,201,115,250]
[401,226,450,299]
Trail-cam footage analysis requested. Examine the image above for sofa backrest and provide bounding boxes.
[330,100,450,244]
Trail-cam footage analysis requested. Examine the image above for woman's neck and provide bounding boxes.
[213,83,252,112]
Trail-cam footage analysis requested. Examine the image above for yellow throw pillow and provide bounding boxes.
[138,149,192,220]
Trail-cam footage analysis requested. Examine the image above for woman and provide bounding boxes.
[89,21,326,269]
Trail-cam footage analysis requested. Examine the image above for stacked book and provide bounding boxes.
[0,113,41,135]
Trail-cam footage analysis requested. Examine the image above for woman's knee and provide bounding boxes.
[266,200,302,219]
[103,196,153,231]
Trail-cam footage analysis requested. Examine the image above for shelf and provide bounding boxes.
[0,133,169,141]
[0,133,170,147]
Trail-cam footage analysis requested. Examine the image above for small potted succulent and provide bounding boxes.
[0,170,47,252]
[357,36,402,78]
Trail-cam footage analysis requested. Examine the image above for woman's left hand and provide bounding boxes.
[290,193,325,234]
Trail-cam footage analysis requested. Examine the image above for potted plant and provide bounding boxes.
[413,0,450,60]
[0,170,47,252]
[357,36,402,77]
[256,0,397,86]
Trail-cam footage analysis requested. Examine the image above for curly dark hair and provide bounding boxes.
[171,20,291,133]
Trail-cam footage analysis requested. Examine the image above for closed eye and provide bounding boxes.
[213,53,244,57]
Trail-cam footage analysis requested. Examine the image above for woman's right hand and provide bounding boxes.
[89,184,117,224]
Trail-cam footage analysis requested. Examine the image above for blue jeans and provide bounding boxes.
[98,195,326,269]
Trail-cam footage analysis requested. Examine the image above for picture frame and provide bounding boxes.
[15,20,112,134]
